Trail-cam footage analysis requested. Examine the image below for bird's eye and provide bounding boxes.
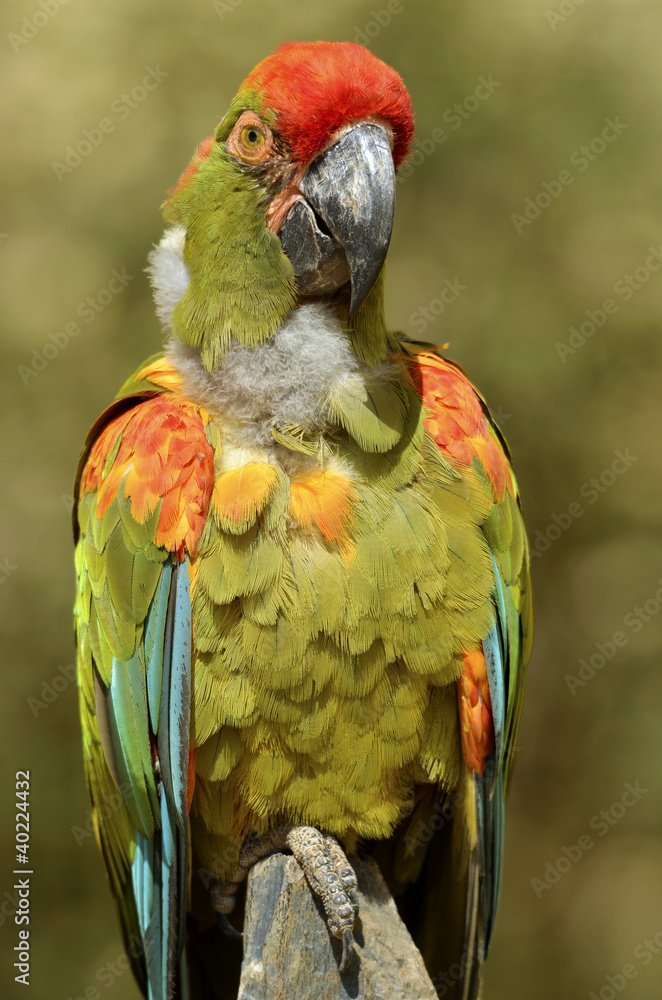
[227,113,273,164]
[241,126,265,150]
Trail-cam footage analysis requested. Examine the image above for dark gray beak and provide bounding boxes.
[279,122,396,313]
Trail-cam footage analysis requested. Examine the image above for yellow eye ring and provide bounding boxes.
[241,125,265,149]
[227,112,273,164]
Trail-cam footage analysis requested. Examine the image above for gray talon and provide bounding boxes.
[217,913,243,940]
[339,926,355,973]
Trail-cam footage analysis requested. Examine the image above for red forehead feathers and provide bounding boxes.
[240,41,414,167]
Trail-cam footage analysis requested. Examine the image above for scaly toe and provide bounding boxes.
[286,826,358,960]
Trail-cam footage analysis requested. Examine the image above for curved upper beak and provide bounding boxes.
[279,122,396,314]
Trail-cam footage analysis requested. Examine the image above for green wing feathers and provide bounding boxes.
[74,387,213,999]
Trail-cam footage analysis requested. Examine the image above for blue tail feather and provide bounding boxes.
[145,561,172,734]
[129,556,191,1000]
[158,559,192,833]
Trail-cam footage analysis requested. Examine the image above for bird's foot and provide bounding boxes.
[286,826,358,972]
[208,824,358,969]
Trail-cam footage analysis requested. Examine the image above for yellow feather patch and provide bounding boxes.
[212,463,282,533]
[186,557,199,602]
[136,357,184,391]
[289,470,358,551]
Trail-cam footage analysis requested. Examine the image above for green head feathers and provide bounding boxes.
[162,96,297,372]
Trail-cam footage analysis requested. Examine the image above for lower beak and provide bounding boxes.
[279,122,396,314]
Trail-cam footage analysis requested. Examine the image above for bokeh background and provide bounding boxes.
[1,0,661,997]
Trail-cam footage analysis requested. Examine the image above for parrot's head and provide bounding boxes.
[150,42,414,371]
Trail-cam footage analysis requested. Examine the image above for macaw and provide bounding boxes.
[73,41,532,1000]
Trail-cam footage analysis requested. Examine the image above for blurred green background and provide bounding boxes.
[1,0,661,997]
